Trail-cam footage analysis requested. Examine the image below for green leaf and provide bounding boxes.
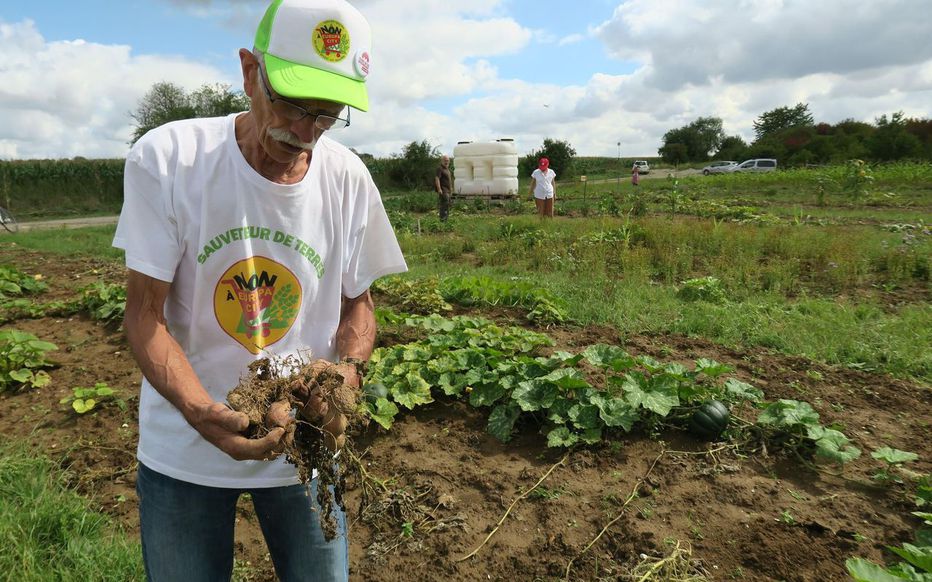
[871,447,919,465]
[28,340,58,352]
[469,383,508,407]
[8,369,32,383]
[757,399,820,428]
[540,368,589,390]
[581,344,635,371]
[808,427,861,464]
[723,378,764,402]
[623,374,679,417]
[915,527,932,547]
[31,371,51,388]
[589,395,639,431]
[546,397,574,424]
[845,558,909,582]
[73,399,95,414]
[364,397,399,430]
[695,358,734,378]
[568,403,601,430]
[888,543,932,572]
[579,427,603,445]
[663,362,690,378]
[391,372,434,409]
[547,426,578,448]
[512,379,559,412]
[636,355,663,373]
[487,403,521,443]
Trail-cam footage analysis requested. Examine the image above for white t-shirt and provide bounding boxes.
[531,168,556,199]
[113,113,407,488]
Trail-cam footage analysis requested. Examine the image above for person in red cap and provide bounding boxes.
[529,157,557,218]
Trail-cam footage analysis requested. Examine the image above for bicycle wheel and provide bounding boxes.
[0,206,18,233]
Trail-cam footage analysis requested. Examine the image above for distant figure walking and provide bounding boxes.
[435,155,453,221]
[631,164,640,188]
[529,157,556,218]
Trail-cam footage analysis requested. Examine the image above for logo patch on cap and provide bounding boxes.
[313,20,350,62]
[354,51,370,78]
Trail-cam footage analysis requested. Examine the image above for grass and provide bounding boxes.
[1,188,929,383]
[0,225,122,260]
[0,442,144,581]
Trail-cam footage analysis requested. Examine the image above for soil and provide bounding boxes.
[1,244,930,582]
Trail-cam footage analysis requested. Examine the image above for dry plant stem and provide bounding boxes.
[635,540,692,582]
[347,448,390,493]
[564,447,667,581]
[456,451,571,562]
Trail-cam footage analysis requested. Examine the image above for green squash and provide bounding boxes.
[362,382,389,403]
[689,400,730,440]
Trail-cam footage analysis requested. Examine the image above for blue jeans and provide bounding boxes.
[136,462,348,582]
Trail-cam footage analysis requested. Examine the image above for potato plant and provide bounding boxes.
[226,357,362,541]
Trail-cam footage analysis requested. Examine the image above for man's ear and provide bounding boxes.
[238,49,259,98]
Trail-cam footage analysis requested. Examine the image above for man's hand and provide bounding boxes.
[187,402,289,461]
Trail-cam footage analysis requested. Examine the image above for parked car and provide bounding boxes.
[701,161,737,175]
[632,160,650,174]
[732,158,777,173]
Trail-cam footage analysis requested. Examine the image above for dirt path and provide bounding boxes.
[17,215,119,232]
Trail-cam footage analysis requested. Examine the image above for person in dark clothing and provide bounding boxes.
[434,155,453,221]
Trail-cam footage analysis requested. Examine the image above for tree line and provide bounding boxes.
[658,103,932,166]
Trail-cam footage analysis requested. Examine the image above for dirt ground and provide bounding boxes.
[0,245,929,582]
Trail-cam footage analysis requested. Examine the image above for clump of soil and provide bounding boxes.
[226,356,364,540]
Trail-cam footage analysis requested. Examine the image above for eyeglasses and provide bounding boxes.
[257,64,350,130]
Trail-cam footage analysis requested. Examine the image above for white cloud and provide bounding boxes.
[0,19,234,159]
[594,0,932,90]
[558,33,585,47]
[2,1,931,160]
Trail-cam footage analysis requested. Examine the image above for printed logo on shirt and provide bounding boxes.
[214,256,302,354]
[314,20,349,62]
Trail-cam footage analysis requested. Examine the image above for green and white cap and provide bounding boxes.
[255,0,371,111]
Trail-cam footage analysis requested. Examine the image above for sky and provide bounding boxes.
[1,0,931,160]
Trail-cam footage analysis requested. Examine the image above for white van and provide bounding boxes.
[632,160,650,174]
[732,159,777,173]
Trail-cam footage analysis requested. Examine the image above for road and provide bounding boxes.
[17,215,120,232]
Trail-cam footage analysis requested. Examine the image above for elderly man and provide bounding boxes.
[434,154,453,221]
[113,1,406,580]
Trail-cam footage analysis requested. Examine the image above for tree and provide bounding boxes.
[658,117,724,162]
[130,82,250,144]
[519,138,577,179]
[189,83,251,119]
[714,135,748,161]
[867,112,923,161]
[387,140,439,190]
[658,142,688,165]
[753,103,814,142]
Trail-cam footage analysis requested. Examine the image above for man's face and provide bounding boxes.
[441,156,450,168]
[245,52,347,163]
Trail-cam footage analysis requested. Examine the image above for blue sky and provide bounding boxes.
[1,0,930,159]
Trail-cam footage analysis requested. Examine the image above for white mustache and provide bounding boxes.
[267,128,316,151]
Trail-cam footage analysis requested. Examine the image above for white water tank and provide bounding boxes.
[453,139,519,196]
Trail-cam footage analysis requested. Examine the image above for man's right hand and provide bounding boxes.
[187,402,288,461]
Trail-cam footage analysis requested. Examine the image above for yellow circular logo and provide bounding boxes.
[313,20,350,62]
[214,257,302,355]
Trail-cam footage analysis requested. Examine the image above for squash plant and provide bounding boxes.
[60,382,119,414]
[0,329,56,393]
